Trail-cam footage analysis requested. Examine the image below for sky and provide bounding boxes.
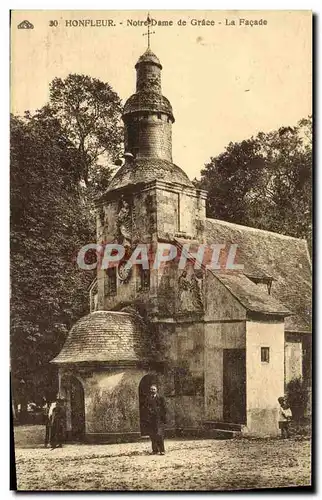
[11,10,312,180]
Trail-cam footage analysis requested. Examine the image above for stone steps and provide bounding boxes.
[204,428,240,439]
[203,421,243,432]
[167,424,241,440]
[202,421,243,439]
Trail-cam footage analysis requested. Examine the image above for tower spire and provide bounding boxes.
[143,13,155,50]
[123,33,174,161]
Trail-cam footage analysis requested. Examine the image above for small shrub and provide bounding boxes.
[286,377,309,424]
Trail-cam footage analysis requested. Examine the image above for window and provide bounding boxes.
[105,267,117,297]
[261,347,270,363]
[89,278,98,312]
[245,273,274,295]
[140,267,150,291]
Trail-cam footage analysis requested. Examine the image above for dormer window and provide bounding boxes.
[245,273,274,295]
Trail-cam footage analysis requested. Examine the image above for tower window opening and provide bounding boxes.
[105,267,117,297]
[139,267,150,291]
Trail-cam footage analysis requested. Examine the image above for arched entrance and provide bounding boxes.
[70,376,85,440]
[139,374,157,436]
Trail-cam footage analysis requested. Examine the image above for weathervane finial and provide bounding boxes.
[143,12,155,50]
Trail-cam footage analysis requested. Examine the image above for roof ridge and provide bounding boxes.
[206,218,305,242]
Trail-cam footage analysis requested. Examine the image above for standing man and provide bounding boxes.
[44,399,56,448]
[50,397,67,449]
[146,384,167,455]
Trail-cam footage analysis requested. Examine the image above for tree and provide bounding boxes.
[11,74,123,407]
[200,116,312,242]
[200,139,266,226]
[254,118,312,241]
[10,112,95,405]
[49,74,123,196]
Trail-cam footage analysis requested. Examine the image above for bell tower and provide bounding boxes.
[122,47,174,162]
[95,26,207,313]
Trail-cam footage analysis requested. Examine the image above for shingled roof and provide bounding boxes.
[214,271,290,317]
[204,218,312,332]
[135,49,162,69]
[123,92,174,120]
[107,158,193,192]
[51,311,150,364]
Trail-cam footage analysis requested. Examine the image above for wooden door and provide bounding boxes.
[223,349,246,424]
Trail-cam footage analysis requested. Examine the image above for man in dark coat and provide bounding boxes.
[44,400,56,448]
[50,398,67,449]
[146,384,167,455]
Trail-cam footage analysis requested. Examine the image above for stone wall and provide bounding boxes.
[156,186,206,240]
[125,114,172,161]
[285,333,303,385]
[133,191,157,242]
[157,261,177,317]
[204,271,246,322]
[97,189,157,312]
[204,321,246,421]
[172,322,205,428]
[179,193,195,235]
[96,183,207,315]
[245,319,285,436]
[156,189,179,237]
[136,63,161,93]
[84,369,147,435]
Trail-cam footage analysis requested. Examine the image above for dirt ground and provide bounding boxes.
[13,426,311,491]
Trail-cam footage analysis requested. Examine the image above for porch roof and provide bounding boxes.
[51,311,149,364]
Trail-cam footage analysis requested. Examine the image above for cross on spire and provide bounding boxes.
[143,13,155,49]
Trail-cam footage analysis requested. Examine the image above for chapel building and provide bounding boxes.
[52,48,312,441]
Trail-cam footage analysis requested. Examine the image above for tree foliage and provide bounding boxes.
[11,74,123,405]
[49,74,123,196]
[10,112,94,402]
[286,377,309,423]
[199,116,312,243]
